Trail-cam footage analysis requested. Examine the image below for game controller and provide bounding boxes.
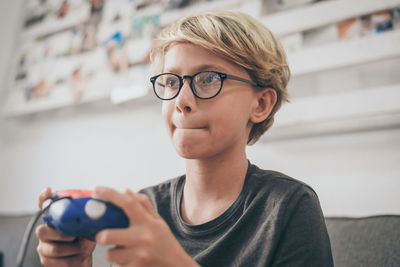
[43,189,130,241]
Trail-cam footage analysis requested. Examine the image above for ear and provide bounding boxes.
[250,88,277,124]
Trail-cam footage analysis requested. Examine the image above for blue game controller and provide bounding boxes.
[43,190,130,241]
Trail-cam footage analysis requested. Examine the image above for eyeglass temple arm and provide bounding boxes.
[225,74,260,87]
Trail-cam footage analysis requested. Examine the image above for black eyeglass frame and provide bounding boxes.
[150,71,261,100]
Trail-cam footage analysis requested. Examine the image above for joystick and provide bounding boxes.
[43,189,129,241]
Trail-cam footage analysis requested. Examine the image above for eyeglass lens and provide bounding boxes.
[153,71,222,100]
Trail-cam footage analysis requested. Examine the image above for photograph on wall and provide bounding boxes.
[23,0,93,39]
[3,0,228,116]
[337,9,395,40]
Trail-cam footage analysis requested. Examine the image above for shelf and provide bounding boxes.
[159,0,246,26]
[266,112,400,141]
[264,83,400,141]
[19,0,400,40]
[288,30,400,76]
[2,87,110,118]
[21,4,90,40]
[2,68,112,117]
[261,0,400,37]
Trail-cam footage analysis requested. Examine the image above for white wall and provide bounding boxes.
[0,102,186,212]
[1,0,399,217]
[248,128,400,216]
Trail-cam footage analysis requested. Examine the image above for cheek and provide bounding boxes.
[214,101,251,128]
[161,103,173,134]
[208,109,248,144]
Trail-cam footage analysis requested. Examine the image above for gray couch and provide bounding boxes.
[1,214,399,267]
[325,215,400,266]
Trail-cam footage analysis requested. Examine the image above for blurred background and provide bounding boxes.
[0,0,399,217]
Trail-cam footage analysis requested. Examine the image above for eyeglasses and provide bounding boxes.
[150,71,260,100]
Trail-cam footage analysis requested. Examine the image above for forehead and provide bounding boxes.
[163,43,241,75]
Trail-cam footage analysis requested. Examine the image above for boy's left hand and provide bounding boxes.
[94,186,199,267]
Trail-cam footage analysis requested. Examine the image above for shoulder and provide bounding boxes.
[139,176,180,193]
[244,163,321,211]
[247,163,318,198]
[248,165,334,265]
[138,176,184,208]
[245,164,327,239]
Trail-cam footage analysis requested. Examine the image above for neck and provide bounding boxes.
[181,145,249,224]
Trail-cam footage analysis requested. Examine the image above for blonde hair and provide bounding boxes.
[150,11,290,145]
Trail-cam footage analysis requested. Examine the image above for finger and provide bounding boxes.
[37,240,82,257]
[38,187,52,209]
[107,246,151,266]
[106,246,131,264]
[39,254,92,267]
[36,224,76,242]
[130,191,157,217]
[94,186,149,224]
[96,227,140,246]
[37,237,95,258]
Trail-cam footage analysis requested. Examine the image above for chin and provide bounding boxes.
[175,146,202,159]
[173,142,210,159]
[174,142,225,160]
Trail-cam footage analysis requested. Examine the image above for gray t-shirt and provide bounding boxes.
[140,162,333,267]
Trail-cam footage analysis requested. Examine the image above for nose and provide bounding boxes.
[175,79,195,113]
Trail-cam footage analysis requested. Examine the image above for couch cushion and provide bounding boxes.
[0,214,41,267]
[325,215,400,267]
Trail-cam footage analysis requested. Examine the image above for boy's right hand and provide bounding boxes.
[35,188,96,267]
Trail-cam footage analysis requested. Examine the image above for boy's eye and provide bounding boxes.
[204,74,217,83]
[197,72,220,84]
[166,77,178,87]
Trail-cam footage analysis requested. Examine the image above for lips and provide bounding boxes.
[172,121,208,130]
[175,125,208,130]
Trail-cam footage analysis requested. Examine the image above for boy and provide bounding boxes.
[36,11,333,266]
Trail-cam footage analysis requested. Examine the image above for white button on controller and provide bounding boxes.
[49,199,70,220]
[85,199,106,220]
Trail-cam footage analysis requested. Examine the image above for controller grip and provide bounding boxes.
[43,197,129,241]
